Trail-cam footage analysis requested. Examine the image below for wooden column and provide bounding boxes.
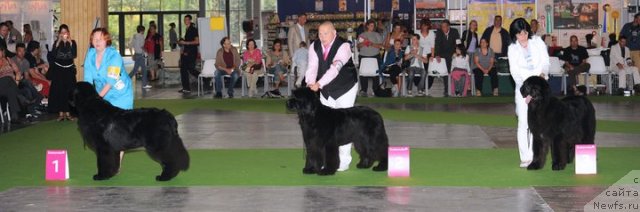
[60,0,108,81]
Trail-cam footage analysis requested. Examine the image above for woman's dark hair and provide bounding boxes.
[219,37,229,46]
[246,39,256,50]
[421,18,431,28]
[509,18,532,44]
[137,25,145,33]
[365,20,376,28]
[272,39,282,51]
[455,43,467,57]
[585,34,594,46]
[59,24,69,34]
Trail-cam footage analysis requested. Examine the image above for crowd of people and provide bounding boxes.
[2,12,640,125]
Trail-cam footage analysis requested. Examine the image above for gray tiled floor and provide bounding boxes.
[176,109,639,150]
[0,186,552,212]
[177,110,496,149]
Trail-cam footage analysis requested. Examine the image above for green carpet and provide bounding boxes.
[1,120,639,192]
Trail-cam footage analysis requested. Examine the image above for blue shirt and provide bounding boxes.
[83,46,133,110]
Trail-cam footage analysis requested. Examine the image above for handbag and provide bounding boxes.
[427,59,448,76]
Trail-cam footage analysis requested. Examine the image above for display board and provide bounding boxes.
[197,17,227,60]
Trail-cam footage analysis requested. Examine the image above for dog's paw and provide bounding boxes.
[372,164,388,172]
[93,174,111,181]
[302,167,316,174]
[317,168,336,176]
[156,175,173,181]
[356,159,373,169]
[527,161,543,170]
[551,163,565,171]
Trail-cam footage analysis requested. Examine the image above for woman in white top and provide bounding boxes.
[507,18,550,168]
[418,19,436,91]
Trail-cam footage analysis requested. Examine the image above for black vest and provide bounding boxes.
[313,37,357,99]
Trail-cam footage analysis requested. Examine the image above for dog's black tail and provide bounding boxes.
[165,110,190,171]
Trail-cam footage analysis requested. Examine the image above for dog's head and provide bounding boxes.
[286,87,321,114]
[520,76,550,104]
[72,81,101,108]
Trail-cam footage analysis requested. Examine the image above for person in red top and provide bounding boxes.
[242,39,263,97]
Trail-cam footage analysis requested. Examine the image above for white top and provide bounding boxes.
[129,33,146,55]
[293,47,308,67]
[419,29,436,55]
[450,55,470,73]
[508,35,550,87]
[610,43,632,70]
[404,45,426,68]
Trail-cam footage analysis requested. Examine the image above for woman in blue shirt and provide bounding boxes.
[83,28,133,110]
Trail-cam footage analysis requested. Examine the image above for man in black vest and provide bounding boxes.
[305,22,358,171]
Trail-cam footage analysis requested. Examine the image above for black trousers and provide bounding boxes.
[473,68,498,91]
[359,55,380,92]
[180,54,197,91]
[0,77,21,118]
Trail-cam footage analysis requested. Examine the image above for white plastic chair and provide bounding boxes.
[548,57,567,95]
[197,59,216,96]
[160,51,181,86]
[359,57,379,95]
[583,56,611,95]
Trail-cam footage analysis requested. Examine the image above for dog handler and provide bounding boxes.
[84,28,134,165]
[507,18,549,168]
[84,28,133,110]
[305,21,359,171]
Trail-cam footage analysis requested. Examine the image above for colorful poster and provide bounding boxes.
[339,0,347,12]
[503,0,536,27]
[416,0,445,9]
[553,0,599,29]
[468,0,498,32]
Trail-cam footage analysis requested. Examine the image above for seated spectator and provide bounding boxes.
[0,45,25,124]
[450,44,471,97]
[561,35,591,95]
[265,40,291,97]
[292,41,308,88]
[380,39,404,97]
[473,38,498,96]
[403,33,427,96]
[547,36,563,57]
[22,31,40,56]
[11,43,43,117]
[241,39,263,98]
[25,44,50,97]
[213,37,240,98]
[610,36,640,95]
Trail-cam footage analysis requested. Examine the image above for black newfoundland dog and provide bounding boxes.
[286,87,389,175]
[73,82,189,181]
[520,76,596,171]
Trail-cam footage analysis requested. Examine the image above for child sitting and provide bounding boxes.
[292,41,308,88]
[450,44,471,97]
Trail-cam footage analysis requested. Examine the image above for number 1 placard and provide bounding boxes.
[45,150,69,180]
